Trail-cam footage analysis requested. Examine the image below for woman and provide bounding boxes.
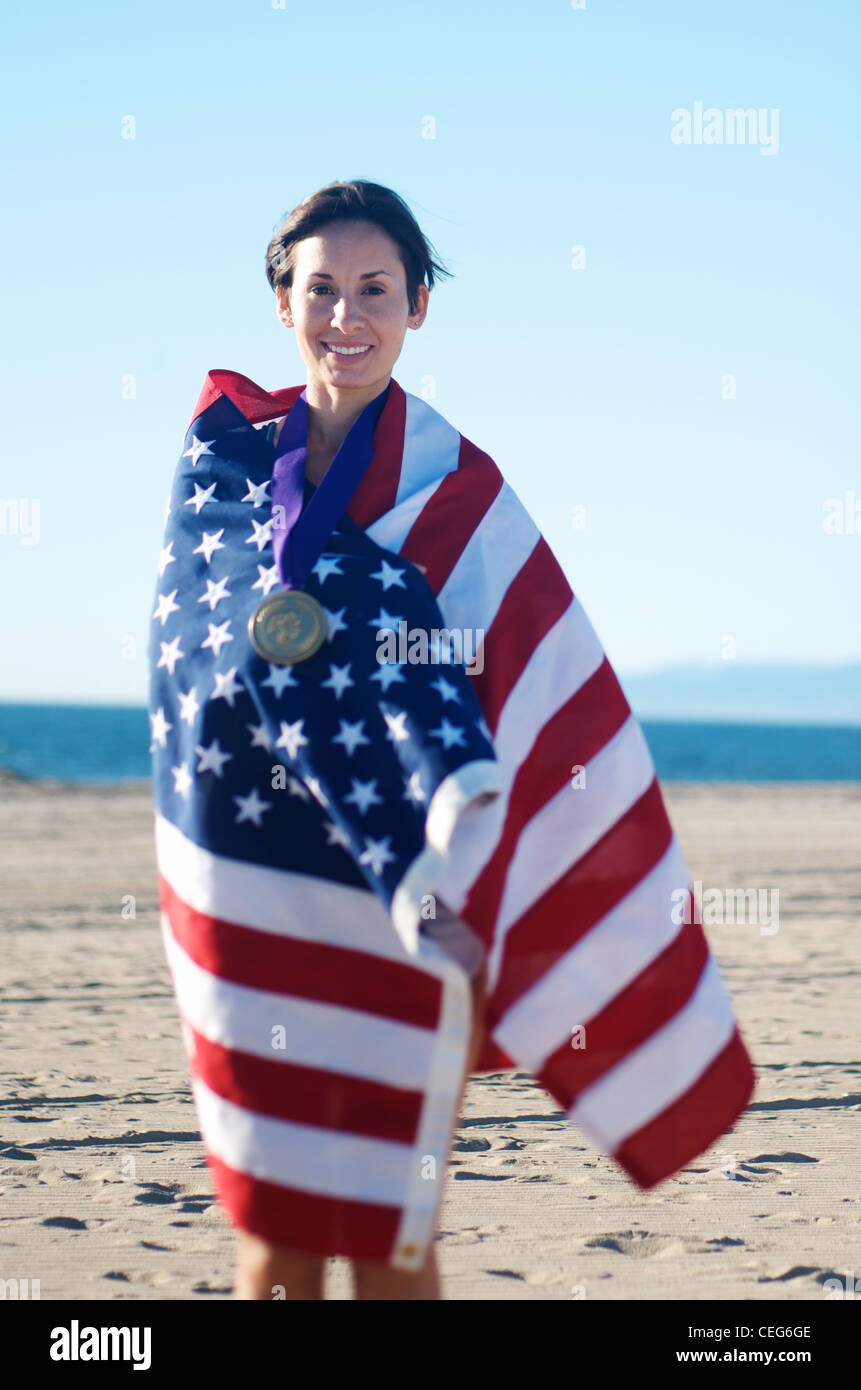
[148,180,754,1301]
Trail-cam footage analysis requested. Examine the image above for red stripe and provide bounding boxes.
[614,1030,756,1188]
[347,380,407,529]
[186,1024,422,1143]
[189,369,303,432]
[470,538,573,736]
[160,877,442,1031]
[485,780,674,1017]
[206,1152,401,1262]
[462,660,632,942]
[401,436,503,593]
[536,917,711,1102]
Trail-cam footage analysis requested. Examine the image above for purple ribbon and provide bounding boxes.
[270,384,389,590]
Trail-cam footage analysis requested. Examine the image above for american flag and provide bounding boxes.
[149,369,755,1270]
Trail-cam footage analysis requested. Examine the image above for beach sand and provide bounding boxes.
[1,777,858,1301]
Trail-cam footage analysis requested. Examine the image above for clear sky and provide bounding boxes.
[1,0,858,703]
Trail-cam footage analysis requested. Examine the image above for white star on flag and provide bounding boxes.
[246,517,275,552]
[383,710,410,743]
[149,707,173,748]
[185,481,217,514]
[171,762,192,798]
[178,688,201,725]
[234,787,271,826]
[275,719,309,759]
[247,722,273,751]
[252,563,280,597]
[157,636,185,675]
[286,776,311,801]
[431,674,462,704]
[198,577,232,611]
[370,662,406,691]
[195,739,233,777]
[194,529,226,564]
[157,541,176,577]
[344,777,383,815]
[211,667,243,706]
[311,556,344,584]
[320,663,354,699]
[153,590,181,626]
[201,620,233,657]
[241,477,271,507]
[324,820,351,849]
[359,835,398,875]
[367,607,401,632]
[332,719,371,756]
[429,717,467,749]
[370,560,407,590]
[261,664,298,697]
[182,435,215,467]
[324,606,349,640]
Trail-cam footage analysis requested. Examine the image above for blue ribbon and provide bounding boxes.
[270,384,390,590]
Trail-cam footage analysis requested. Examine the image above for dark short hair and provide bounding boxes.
[265,180,452,316]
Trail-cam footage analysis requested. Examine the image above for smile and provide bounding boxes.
[322,343,374,358]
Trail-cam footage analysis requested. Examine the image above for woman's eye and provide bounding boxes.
[309,285,384,295]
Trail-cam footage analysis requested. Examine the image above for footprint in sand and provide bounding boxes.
[750,1152,819,1164]
[583,1231,688,1259]
[757,1265,841,1285]
[133,1181,179,1205]
[453,1171,515,1181]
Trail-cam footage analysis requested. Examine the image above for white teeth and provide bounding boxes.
[325,344,371,356]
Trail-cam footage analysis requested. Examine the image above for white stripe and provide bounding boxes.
[396,392,462,506]
[366,475,446,555]
[487,715,656,988]
[493,595,606,774]
[431,596,607,913]
[436,482,540,639]
[493,837,690,1068]
[391,941,472,1269]
[191,1075,416,1207]
[251,414,287,430]
[155,814,408,962]
[570,955,738,1150]
[160,916,438,1090]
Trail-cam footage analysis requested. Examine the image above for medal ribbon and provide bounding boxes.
[270,384,389,590]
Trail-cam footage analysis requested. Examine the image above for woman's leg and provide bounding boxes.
[234,1230,326,1300]
[352,959,488,1301]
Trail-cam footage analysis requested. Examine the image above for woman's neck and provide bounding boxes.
[272,377,388,483]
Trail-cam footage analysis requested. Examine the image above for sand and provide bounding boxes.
[1,776,859,1301]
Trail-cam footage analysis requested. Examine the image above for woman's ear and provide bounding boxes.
[408,284,430,329]
[276,287,293,327]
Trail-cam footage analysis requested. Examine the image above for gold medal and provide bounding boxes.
[248,590,328,665]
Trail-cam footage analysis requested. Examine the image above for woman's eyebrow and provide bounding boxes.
[308,269,394,280]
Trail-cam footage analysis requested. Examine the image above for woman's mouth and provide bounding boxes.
[322,342,374,359]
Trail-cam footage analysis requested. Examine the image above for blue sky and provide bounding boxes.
[1,0,858,703]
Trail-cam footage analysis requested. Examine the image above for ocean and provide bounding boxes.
[0,703,859,784]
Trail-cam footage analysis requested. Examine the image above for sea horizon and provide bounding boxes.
[1,701,859,785]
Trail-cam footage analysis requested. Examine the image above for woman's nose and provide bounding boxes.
[330,297,364,326]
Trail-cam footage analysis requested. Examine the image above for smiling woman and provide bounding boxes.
[264,183,450,479]
[148,178,754,1306]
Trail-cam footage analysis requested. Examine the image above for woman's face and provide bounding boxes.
[276,220,428,393]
